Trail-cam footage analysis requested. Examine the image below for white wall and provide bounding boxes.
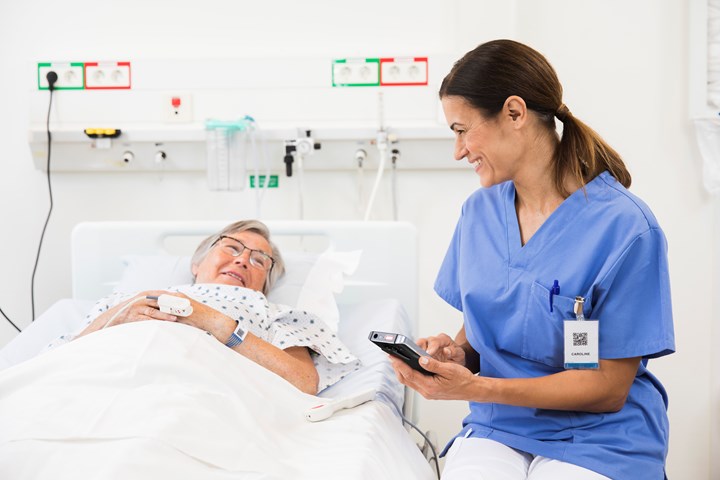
[0,0,714,478]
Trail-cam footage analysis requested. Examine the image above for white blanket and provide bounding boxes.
[0,321,433,480]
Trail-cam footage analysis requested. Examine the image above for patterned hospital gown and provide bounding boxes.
[49,284,361,392]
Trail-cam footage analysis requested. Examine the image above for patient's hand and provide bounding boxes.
[418,333,466,366]
[171,294,236,343]
[77,290,179,338]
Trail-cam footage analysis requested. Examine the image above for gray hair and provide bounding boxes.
[190,220,285,295]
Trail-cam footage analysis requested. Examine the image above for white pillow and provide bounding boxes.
[115,255,194,292]
[114,250,361,332]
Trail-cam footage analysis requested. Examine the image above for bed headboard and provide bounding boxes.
[71,220,418,322]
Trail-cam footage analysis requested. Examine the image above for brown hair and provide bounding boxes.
[439,39,631,196]
[191,220,285,295]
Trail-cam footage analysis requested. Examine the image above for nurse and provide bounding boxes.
[390,39,675,479]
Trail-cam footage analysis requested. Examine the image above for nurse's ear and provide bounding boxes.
[503,95,528,128]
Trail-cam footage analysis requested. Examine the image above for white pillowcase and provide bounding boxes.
[114,250,361,332]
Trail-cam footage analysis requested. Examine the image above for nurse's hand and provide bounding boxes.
[389,354,477,401]
[418,333,466,366]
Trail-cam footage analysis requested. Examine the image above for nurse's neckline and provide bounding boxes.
[514,189,566,246]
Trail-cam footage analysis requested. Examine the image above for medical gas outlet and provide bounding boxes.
[284,130,321,176]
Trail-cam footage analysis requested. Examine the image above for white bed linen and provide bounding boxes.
[0,298,412,409]
[0,299,94,370]
[0,320,433,479]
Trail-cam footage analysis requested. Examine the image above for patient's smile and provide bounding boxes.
[223,271,246,286]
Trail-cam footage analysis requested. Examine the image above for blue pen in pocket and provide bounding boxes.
[549,279,560,312]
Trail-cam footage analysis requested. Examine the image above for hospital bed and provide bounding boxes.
[0,220,435,479]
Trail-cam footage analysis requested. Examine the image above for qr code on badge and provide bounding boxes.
[573,332,588,346]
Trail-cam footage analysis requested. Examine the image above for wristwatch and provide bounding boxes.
[225,321,248,348]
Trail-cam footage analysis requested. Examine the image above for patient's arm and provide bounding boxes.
[75,291,180,339]
[175,297,319,395]
[75,291,319,394]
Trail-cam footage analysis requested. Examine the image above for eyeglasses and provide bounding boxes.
[213,235,275,271]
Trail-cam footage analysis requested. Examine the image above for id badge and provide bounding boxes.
[563,320,599,369]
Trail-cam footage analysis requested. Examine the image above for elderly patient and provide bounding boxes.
[52,219,359,394]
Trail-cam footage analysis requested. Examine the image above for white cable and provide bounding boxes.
[357,160,365,218]
[297,152,305,220]
[391,150,399,221]
[363,131,387,221]
[355,149,367,219]
[102,296,145,329]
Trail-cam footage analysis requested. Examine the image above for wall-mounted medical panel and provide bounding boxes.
[27,125,458,172]
[29,56,461,172]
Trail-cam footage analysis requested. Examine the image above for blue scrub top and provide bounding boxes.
[435,172,675,480]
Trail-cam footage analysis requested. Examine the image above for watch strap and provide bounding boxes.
[225,322,247,348]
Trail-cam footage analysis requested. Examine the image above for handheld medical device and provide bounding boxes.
[305,389,376,422]
[156,294,193,317]
[369,331,432,375]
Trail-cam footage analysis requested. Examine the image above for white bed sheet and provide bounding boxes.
[0,320,434,479]
[0,298,411,410]
[0,299,94,370]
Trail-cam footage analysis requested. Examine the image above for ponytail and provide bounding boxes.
[555,106,631,197]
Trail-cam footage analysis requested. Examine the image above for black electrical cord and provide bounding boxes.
[30,71,58,322]
[377,391,440,479]
[402,413,441,479]
[0,307,20,333]
[0,74,57,331]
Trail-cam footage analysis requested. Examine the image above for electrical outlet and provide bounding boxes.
[380,57,428,86]
[84,62,131,89]
[332,58,380,87]
[165,94,193,122]
[37,62,84,90]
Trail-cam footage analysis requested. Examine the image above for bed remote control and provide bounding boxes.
[157,294,193,317]
[305,389,376,422]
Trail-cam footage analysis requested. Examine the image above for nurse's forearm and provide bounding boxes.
[470,357,640,413]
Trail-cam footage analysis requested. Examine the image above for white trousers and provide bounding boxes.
[441,436,611,480]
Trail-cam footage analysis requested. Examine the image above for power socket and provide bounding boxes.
[84,62,131,89]
[332,58,380,87]
[380,57,428,86]
[37,62,84,90]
